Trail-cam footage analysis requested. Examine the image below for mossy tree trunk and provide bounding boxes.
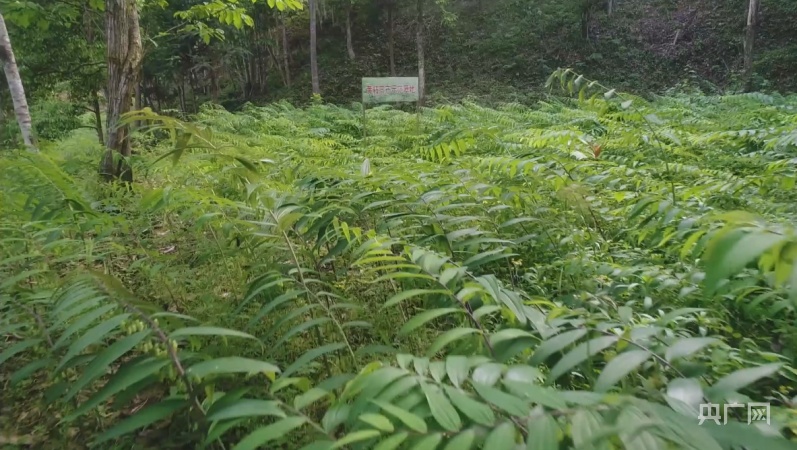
[100,0,142,182]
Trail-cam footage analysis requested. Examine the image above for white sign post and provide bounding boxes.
[362,77,419,104]
[361,77,421,138]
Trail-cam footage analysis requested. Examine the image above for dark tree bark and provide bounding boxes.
[282,17,291,86]
[100,0,142,182]
[388,1,396,75]
[743,0,759,92]
[416,0,425,105]
[309,0,320,95]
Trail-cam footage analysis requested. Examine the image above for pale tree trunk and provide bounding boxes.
[416,0,425,105]
[345,3,355,61]
[282,17,291,86]
[309,0,320,95]
[388,1,396,75]
[100,0,142,182]
[607,0,613,15]
[0,14,36,150]
[743,0,759,92]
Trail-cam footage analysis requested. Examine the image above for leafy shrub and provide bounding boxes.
[2,74,797,448]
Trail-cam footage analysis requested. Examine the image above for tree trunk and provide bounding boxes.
[134,81,142,128]
[309,0,320,95]
[581,8,590,41]
[282,17,291,86]
[0,13,36,150]
[100,0,142,182]
[743,0,759,92]
[607,0,613,15]
[388,2,396,76]
[346,3,355,61]
[92,90,104,145]
[416,0,425,106]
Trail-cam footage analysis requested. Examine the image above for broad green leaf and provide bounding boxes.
[489,328,536,346]
[444,385,496,426]
[373,432,409,450]
[471,382,529,416]
[426,328,480,356]
[419,381,461,432]
[445,356,469,388]
[10,358,54,386]
[207,399,285,421]
[372,400,428,433]
[526,413,559,450]
[472,362,503,386]
[617,406,667,450]
[187,357,280,378]
[233,417,307,450]
[529,329,587,365]
[594,350,651,392]
[703,228,784,295]
[503,381,567,410]
[547,335,619,382]
[383,289,448,309]
[294,387,331,410]
[52,303,116,349]
[399,308,461,336]
[56,314,130,373]
[665,338,718,362]
[169,326,259,342]
[571,409,607,450]
[92,398,188,445]
[484,422,516,449]
[282,343,345,377]
[359,413,394,432]
[332,430,382,449]
[443,429,476,450]
[708,363,782,396]
[63,330,150,402]
[665,378,704,416]
[0,338,42,366]
[411,433,442,450]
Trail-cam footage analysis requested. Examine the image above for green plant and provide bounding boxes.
[3,80,797,448]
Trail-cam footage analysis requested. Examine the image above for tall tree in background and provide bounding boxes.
[100,0,142,181]
[309,0,320,95]
[743,0,759,91]
[0,13,36,150]
[386,0,396,75]
[416,0,424,105]
[345,0,355,60]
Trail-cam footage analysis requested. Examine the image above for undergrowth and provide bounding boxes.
[2,72,797,449]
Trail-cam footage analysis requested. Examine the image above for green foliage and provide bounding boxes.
[3,81,797,448]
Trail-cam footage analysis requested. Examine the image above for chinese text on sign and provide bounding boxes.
[362,77,419,104]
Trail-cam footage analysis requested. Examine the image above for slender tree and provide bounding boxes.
[387,0,396,75]
[743,0,759,92]
[282,16,292,86]
[100,0,142,182]
[309,0,320,95]
[345,1,355,60]
[416,0,425,105]
[0,13,36,150]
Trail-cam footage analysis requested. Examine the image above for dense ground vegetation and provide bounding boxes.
[2,74,797,448]
[4,0,797,149]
